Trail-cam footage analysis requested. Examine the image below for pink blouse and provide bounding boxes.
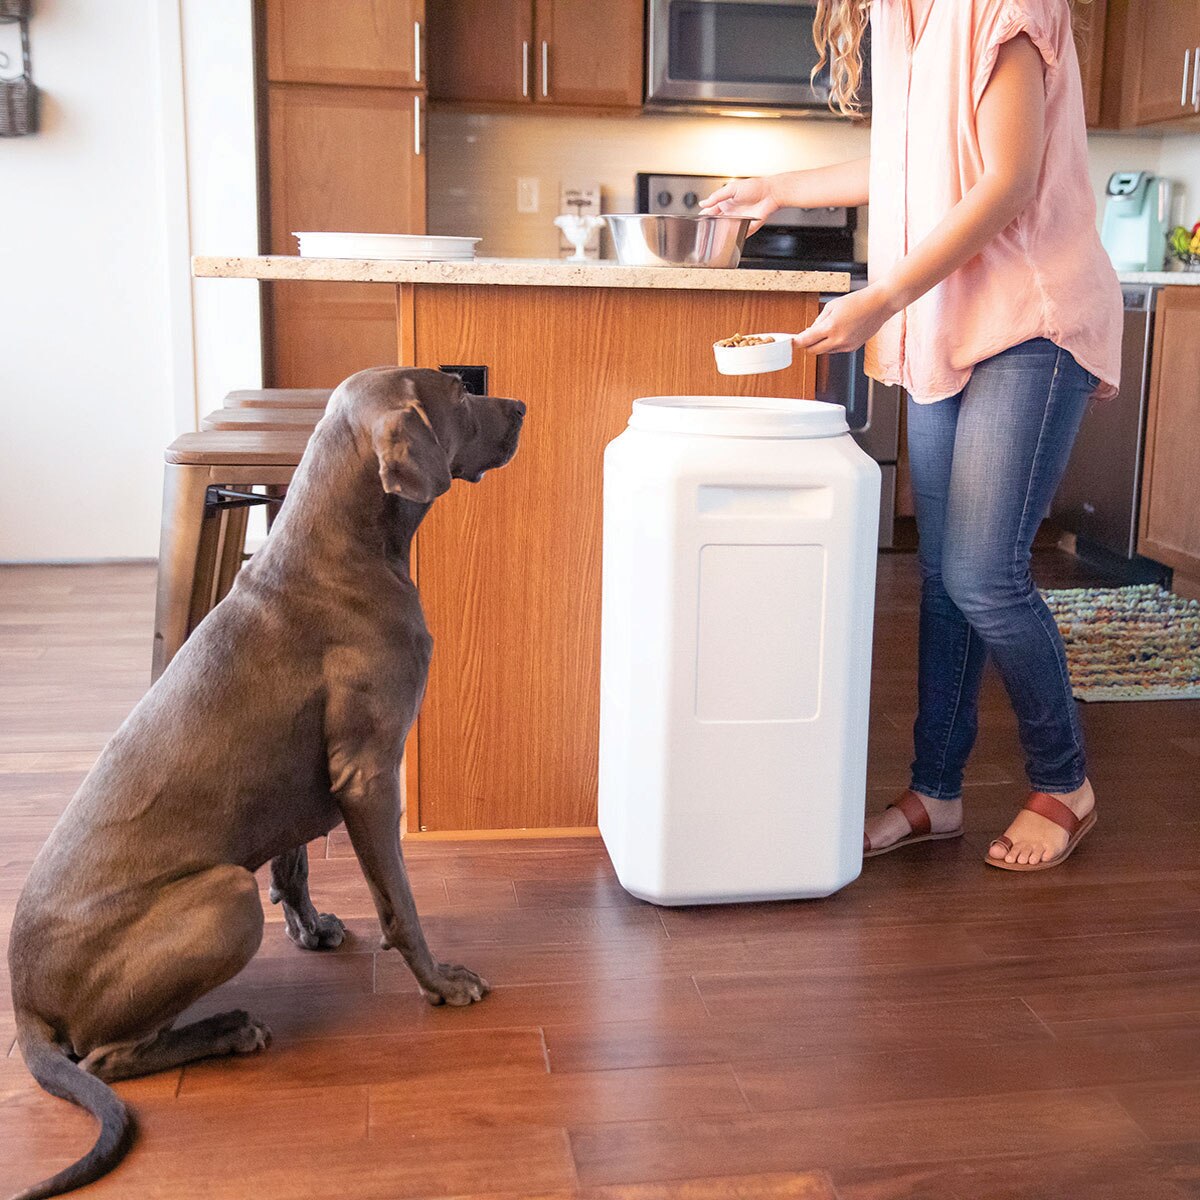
[864,0,1123,402]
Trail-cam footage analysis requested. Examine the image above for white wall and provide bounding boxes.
[0,1,180,560]
[0,0,261,562]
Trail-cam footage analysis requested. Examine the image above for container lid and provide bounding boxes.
[629,396,849,439]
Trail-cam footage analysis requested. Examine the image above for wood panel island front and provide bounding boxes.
[192,255,848,836]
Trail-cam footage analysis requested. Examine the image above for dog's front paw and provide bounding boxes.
[285,910,347,951]
[420,963,491,1007]
[230,1015,273,1055]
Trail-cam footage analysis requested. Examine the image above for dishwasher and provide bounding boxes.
[1052,284,1163,574]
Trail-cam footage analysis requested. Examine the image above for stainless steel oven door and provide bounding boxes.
[647,0,832,108]
[813,343,901,464]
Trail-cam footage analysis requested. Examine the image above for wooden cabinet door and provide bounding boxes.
[266,0,425,88]
[1072,0,1107,126]
[534,0,644,108]
[1134,0,1200,123]
[266,84,426,386]
[1138,287,1200,588]
[427,0,534,103]
[1105,0,1200,126]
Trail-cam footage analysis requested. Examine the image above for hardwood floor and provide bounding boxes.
[1,555,1199,1200]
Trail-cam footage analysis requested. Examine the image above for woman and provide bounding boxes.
[701,0,1121,871]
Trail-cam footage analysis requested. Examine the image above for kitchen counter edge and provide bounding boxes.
[1117,271,1200,287]
[191,255,850,293]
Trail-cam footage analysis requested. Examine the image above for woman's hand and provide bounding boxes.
[698,177,778,233]
[794,285,902,355]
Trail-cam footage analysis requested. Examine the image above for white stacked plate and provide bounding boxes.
[294,232,481,260]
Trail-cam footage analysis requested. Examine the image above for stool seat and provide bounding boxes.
[165,430,312,467]
[154,427,319,680]
[225,388,333,409]
[201,408,326,432]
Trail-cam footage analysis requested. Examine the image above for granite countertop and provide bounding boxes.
[1117,270,1200,286]
[191,255,849,294]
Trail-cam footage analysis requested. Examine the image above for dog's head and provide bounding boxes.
[339,367,525,504]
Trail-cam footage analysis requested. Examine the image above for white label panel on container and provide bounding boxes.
[694,543,826,723]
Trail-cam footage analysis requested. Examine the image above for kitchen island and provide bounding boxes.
[193,255,847,835]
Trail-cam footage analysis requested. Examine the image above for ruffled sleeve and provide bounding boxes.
[972,0,1062,109]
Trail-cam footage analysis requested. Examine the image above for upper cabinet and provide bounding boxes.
[426,0,533,103]
[266,0,425,89]
[428,0,644,110]
[1099,0,1200,129]
[1071,0,1107,127]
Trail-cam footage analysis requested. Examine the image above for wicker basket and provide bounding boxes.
[0,10,36,136]
[0,74,36,136]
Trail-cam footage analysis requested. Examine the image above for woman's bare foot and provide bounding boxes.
[864,790,963,853]
[987,779,1096,867]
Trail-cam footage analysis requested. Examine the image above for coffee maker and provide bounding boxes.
[1101,172,1173,272]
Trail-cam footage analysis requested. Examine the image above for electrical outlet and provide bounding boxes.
[439,365,489,395]
[517,177,540,214]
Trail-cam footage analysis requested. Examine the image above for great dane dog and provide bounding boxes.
[8,367,525,1199]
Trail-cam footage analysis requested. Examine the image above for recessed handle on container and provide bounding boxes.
[541,40,549,98]
[413,20,421,83]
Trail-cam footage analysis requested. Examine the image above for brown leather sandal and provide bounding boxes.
[986,791,1097,872]
[863,790,964,858]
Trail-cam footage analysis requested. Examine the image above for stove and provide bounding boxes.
[635,172,896,549]
[635,172,868,281]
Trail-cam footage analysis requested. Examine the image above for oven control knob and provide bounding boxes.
[656,190,673,209]
[683,191,699,209]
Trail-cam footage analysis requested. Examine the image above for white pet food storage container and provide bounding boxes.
[599,396,881,905]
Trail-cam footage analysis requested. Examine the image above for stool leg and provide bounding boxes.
[264,484,288,532]
[214,505,250,603]
[153,464,211,682]
[189,508,223,632]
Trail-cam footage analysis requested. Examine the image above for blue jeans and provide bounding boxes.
[907,338,1096,802]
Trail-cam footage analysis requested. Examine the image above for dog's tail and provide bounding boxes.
[10,1011,133,1200]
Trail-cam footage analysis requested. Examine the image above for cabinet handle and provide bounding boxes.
[414,93,421,156]
[522,40,530,97]
[414,21,421,84]
[1183,48,1191,108]
[1194,46,1200,111]
[541,40,549,98]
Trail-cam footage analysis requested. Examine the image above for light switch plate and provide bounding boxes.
[517,177,540,214]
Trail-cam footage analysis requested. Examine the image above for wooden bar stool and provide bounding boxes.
[224,387,333,409]
[153,429,311,681]
[201,408,326,432]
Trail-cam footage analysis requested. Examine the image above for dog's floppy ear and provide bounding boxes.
[373,400,452,503]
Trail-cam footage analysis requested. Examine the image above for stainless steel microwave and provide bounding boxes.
[647,0,869,114]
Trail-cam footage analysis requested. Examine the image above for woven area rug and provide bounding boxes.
[1043,584,1200,702]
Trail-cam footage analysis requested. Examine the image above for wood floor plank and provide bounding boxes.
[543,996,1052,1074]
[1115,1078,1200,1145]
[176,1026,549,1096]
[833,1147,1194,1200]
[370,1062,748,1132]
[568,1089,1148,1187]
[733,1026,1200,1113]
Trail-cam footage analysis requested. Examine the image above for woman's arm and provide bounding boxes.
[698,158,870,231]
[796,33,1047,355]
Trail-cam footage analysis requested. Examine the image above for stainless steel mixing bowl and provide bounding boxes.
[603,214,753,268]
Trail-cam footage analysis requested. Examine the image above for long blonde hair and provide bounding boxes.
[813,0,1094,119]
